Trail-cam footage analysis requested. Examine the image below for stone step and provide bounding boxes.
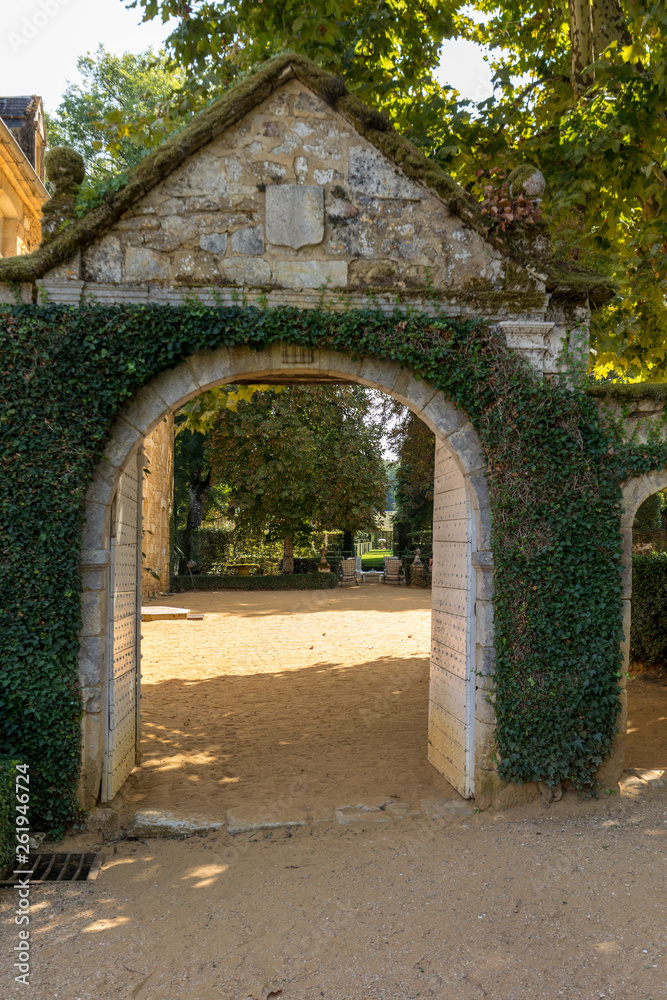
[225,805,310,835]
[124,795,473,840]
[140,606,190,621]
[126,809,225,838]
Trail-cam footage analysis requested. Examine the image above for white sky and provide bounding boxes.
[2,0,494,114]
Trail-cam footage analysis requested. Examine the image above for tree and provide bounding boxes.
[123,0,667,378]
[46,45,183,180]
[445,2,667,379]
[392,411,436,530]
[206,384,388,570]
[127,0,456,131]
[173,426,211,572]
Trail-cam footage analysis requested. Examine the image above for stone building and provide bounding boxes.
[0,96,47,256]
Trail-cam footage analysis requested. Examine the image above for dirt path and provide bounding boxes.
[626,671,667,771]
[2,587,666,999]
[2,792,667,1000]
[123,587,667,824]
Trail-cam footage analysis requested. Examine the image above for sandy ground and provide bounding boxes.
[625,670,667,771]
[1,586,666,1000]
[122,586,456,822]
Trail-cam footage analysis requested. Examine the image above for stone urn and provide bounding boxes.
[410,549,428,588]
[317,547,331,573]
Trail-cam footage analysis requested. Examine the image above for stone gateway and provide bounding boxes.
[2,53,665,819]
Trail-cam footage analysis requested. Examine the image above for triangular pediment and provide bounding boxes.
[0,54,610,305]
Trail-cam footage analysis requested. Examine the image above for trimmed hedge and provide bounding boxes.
[630,552,667,671]
[633,492,665,530]
[173,571,338,591]
[0,759,18,870]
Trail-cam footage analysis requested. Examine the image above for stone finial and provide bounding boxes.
[45,146,86,193]
[41,146,86,245]
[508,163,545,203]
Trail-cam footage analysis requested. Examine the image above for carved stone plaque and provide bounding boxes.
[265,184,324,249]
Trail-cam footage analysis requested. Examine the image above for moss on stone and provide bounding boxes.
[0,51,611,302]
[45,147,85,191]
[588,383,667,403]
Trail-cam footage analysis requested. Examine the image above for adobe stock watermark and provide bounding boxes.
[8,0,74,54]
[13,763,32,987]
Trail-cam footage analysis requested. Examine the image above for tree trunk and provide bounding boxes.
[397,508,412,555]
[569,0,632,89]
[283,534,294,574]
[180,468,211,573]
[592,0,631,52]
[568,0,594,87]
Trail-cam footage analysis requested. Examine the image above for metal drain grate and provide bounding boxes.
[0,852,104,886]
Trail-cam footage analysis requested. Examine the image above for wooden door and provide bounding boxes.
[101,450,143,801]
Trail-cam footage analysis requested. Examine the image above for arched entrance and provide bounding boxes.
[608,469,667,770]
[78,342,493,809]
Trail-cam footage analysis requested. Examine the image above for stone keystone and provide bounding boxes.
[265,184,324,249]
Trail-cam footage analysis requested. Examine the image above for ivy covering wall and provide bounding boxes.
[2,301,666,834]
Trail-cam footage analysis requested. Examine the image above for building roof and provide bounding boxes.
[0,96,36,118]
[0,96,45,137]
[0,54,612,300]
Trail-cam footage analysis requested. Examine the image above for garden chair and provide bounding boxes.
[339,557,360,586]
[382,556,404,585]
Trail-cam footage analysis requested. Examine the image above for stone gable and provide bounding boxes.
[44,78,545,318]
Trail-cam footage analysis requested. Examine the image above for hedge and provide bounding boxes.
[630,552,667,671]
[0,759,18,870]
[173,571,338,591]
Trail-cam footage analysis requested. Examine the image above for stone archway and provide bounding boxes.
[2,51,615,825]
[606,469,667,770]
[78,341,495,810]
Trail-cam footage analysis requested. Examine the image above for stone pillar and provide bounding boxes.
[77,544,110,809]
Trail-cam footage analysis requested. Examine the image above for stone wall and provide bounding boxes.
[141,413,173,599]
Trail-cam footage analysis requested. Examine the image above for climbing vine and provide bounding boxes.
[2,301,666,834]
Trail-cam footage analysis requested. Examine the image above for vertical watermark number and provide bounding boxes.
[13,764,31,986]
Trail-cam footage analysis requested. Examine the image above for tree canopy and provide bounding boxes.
[46,45,183,180]
[392,411,436,530]
[116,0,666,379]
[206,384,388,567]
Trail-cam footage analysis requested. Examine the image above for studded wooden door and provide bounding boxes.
[101,450,143,801]
[428,438,477,797]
